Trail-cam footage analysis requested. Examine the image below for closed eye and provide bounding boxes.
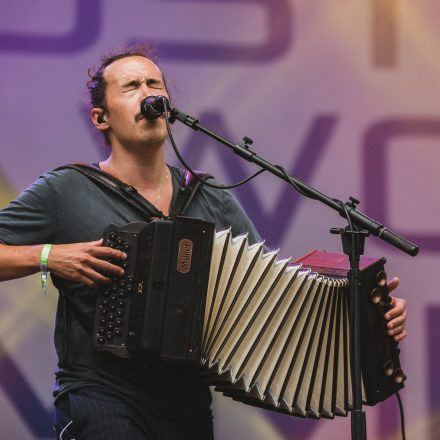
[122,80,141,92]
[147,79,164,89]
[122,78,164,93]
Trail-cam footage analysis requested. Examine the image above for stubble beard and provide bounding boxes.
[141,119,168,148]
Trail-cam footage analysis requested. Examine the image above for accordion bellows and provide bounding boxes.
[203,230,350,418]
[94,217,404,419]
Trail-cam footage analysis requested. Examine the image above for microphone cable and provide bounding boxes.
[162,97,265,190]
[396,391,406,440]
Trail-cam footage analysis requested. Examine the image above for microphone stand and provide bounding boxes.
[168,106,418,440]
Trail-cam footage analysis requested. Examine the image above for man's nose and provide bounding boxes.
[139,81,155,97]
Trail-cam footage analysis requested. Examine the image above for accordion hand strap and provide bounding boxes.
[53,163,213,220]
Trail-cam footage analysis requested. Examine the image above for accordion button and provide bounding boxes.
[122,262,129,270]
[118,300,125,308]
[109,242,116,249]
[102,299,109,307]
[103,289,111,297]
[98,327,106,335]
[126,285,133,293]
[110,294,117,302]
[119,280,126,288]
[111,284,118,292]
[115,328,122,336]
[97,336,105,344]
[101,308,108,316]
[370,288,382,304]
[110,305,117,313]
[115,319,123,327]
[123,243,131,252]
[118,290,126,298]
[108,232,117,241]
[376,271,387,287]
[100,318,107,325]
[116,237,124,246]
[116,309,123,317]
[393,368,406,384]
[127,276,134,284]
[383,360,394,376]
[108,313,115,321]
[106,332,113,341]
[107,323,115,331]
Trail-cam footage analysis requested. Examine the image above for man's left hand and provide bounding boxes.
[384,277,407,342]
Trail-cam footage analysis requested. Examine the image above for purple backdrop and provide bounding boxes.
[0,1,439,439]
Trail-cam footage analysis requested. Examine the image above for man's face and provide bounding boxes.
[99,56,170,150]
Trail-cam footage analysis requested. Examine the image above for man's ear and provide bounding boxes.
[91,107,109,131]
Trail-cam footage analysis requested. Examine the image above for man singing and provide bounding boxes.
[0,45,407,439]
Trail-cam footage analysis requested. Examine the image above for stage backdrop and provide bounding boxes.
[0,1,439,439]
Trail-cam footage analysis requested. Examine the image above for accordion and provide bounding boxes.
[94,217,405,419]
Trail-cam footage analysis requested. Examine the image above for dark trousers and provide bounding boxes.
[54,388,214,440]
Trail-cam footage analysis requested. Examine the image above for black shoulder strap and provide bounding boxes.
[54,163,162,219]
[171,169,214,216]
[54,164,213,219]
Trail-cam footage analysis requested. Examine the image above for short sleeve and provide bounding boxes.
[0,175,58,245]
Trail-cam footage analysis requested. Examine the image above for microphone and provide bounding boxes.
[140,95,169,120]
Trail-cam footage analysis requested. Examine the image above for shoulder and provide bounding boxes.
[9,167,101,209]
[9,168,76,201]
[31,166,97,194]
[41,166,89,185]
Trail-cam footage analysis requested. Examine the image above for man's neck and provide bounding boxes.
[100,143,168,192]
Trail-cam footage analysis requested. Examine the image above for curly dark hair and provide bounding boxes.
[87,43,168,112]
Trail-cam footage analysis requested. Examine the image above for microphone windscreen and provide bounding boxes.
[141,96,169,120]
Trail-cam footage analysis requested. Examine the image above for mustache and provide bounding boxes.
[135,112,167,122]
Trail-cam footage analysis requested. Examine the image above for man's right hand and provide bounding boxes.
[48,239,127,286]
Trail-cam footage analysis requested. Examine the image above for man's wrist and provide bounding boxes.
[33,244,45,269]
[40,244,52,292]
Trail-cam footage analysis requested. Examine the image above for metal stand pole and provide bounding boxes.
[331,220,370,440]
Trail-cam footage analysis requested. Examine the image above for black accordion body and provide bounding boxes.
[94,217,405,419]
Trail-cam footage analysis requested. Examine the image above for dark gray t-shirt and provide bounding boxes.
[0,165,262,420]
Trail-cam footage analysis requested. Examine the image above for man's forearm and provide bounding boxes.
[0,243,42,281]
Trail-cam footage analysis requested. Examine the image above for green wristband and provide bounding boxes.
[40,244,52,292]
